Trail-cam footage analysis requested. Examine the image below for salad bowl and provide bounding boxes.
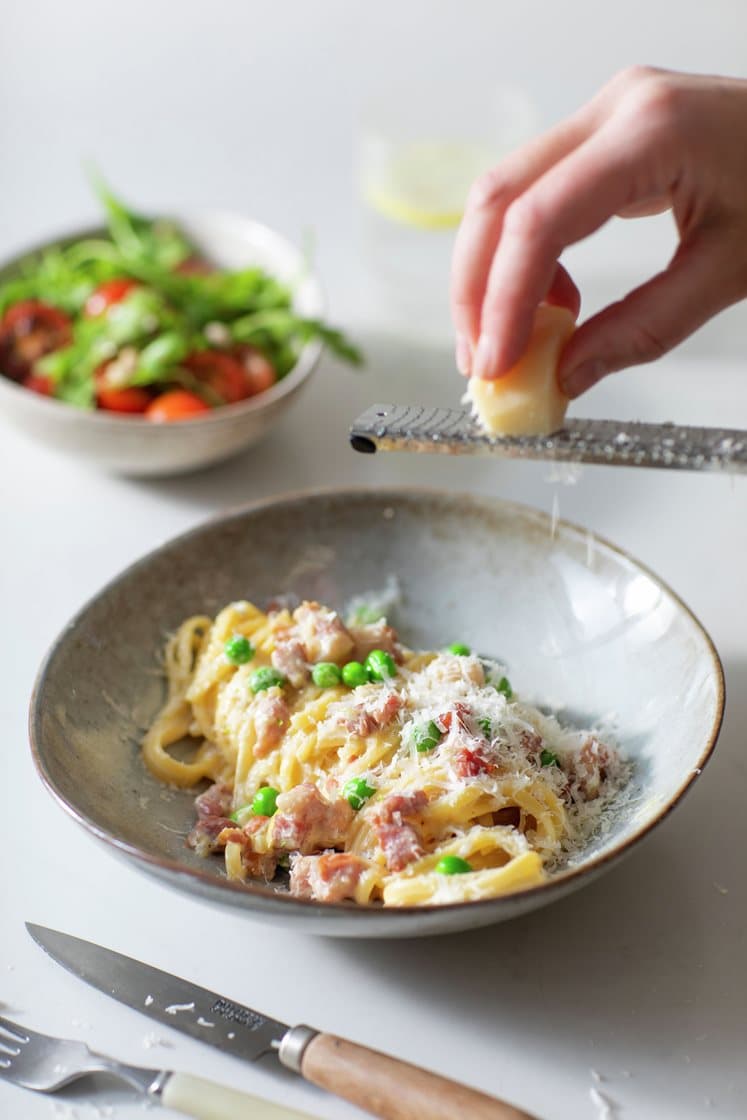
[0,211,326,476]
[29,489,724,937]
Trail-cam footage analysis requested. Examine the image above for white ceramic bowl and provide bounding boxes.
[0,213,325,476]
[30,490,725,937]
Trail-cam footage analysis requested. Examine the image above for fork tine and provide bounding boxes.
[0,1016,30,1043]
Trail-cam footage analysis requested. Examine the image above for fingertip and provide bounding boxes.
[455,334,472,377]
[472,334,495,380]
[475,312,535,379]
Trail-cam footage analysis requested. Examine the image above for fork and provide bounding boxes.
[0,1013,317,1119]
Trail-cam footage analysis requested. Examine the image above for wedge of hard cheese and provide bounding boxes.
[466,303,576,436]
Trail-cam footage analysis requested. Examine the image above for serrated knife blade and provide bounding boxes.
[349,402,747,473]
[26,923,540,1120]
[26,922,287,1063]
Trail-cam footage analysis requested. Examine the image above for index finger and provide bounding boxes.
[449,112,594,349]
[475,116,677,377]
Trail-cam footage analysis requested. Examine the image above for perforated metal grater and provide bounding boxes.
[349,403,747,474]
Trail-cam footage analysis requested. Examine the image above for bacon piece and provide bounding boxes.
[572,736,615,799]
[271,635,309,688]
[294,601,354,663]
[517,730,544,764]
[453,744,494,778]
[187,815,234,857]
[194,781,233,819]
[289,851,368,902]
[271,783,354,854]
[372,790,428,871]
[345,689,403,736]
[349,620,403,664]
[436,702,472,735]
[216,826,277,880]
[253,689,290,758]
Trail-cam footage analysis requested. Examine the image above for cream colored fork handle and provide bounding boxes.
[161,1072,318,1120]
[301,1033,539,1120]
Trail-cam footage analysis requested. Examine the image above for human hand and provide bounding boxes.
[450,67,747,397]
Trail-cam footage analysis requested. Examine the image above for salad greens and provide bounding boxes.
[0,176,361,413]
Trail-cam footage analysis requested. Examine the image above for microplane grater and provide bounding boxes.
[349,403,747,474]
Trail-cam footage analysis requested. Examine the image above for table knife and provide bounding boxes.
[27,923,537,1120]
[350,402,747,473]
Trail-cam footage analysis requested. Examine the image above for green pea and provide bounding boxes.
[435,855,473,875]
[225,635,254,664]
[342,660,369,688]
[414,719,442,753]
[250,666,285,693]
[251,786,279,817]
[540,749,560,768]
[447,642,471,656]
[312,662,343,688]
[365,649,397,682]
[343,776,375,810]
[477,717,493,738]
[496,676,513,699]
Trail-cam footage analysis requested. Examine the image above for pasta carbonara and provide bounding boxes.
[143,598,628,907]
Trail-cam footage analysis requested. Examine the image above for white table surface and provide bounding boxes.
[1,326,746,1120]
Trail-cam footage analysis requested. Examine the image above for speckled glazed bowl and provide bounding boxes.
[30,490,724,937]
[0,212,324,476]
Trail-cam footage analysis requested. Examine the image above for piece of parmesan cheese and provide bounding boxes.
[466,303,576,436]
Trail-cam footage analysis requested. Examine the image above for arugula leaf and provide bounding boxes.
[89,171,192,270]
[132,331,191,386]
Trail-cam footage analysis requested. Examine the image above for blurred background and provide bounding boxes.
[3,0,747,358]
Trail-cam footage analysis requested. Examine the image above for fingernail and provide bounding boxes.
[455,334,472,377]
[474,333,498,379]
[562,359,607,398]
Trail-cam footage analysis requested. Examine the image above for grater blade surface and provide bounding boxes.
[350,403,747,474]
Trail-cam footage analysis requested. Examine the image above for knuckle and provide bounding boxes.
[612,64,661,92]
[466,169,511,214]
[622,72,684,131]
[502,196,547,244]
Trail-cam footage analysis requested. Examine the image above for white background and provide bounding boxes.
[1,4,746,1119]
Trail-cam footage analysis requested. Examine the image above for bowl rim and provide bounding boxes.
[0,210,326,428]
[28,485,726,920]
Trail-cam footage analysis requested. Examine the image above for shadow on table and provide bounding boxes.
[330,656,746,1104]
[122,329,659,540]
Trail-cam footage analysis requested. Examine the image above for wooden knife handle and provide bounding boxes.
[300,1032,539,1120]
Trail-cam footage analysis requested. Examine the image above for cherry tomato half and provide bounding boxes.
[232,345,276,396]
[0,300,72,381]
[93,360,151,413]
[97,385,152,414]
[24,373,55,397]
[145,390,210,422]
[84,278,138,318]
[183,349,253,404]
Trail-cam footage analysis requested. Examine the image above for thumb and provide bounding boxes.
[558,237,744,398]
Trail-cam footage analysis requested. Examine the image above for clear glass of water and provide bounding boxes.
[357,81,538,346]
